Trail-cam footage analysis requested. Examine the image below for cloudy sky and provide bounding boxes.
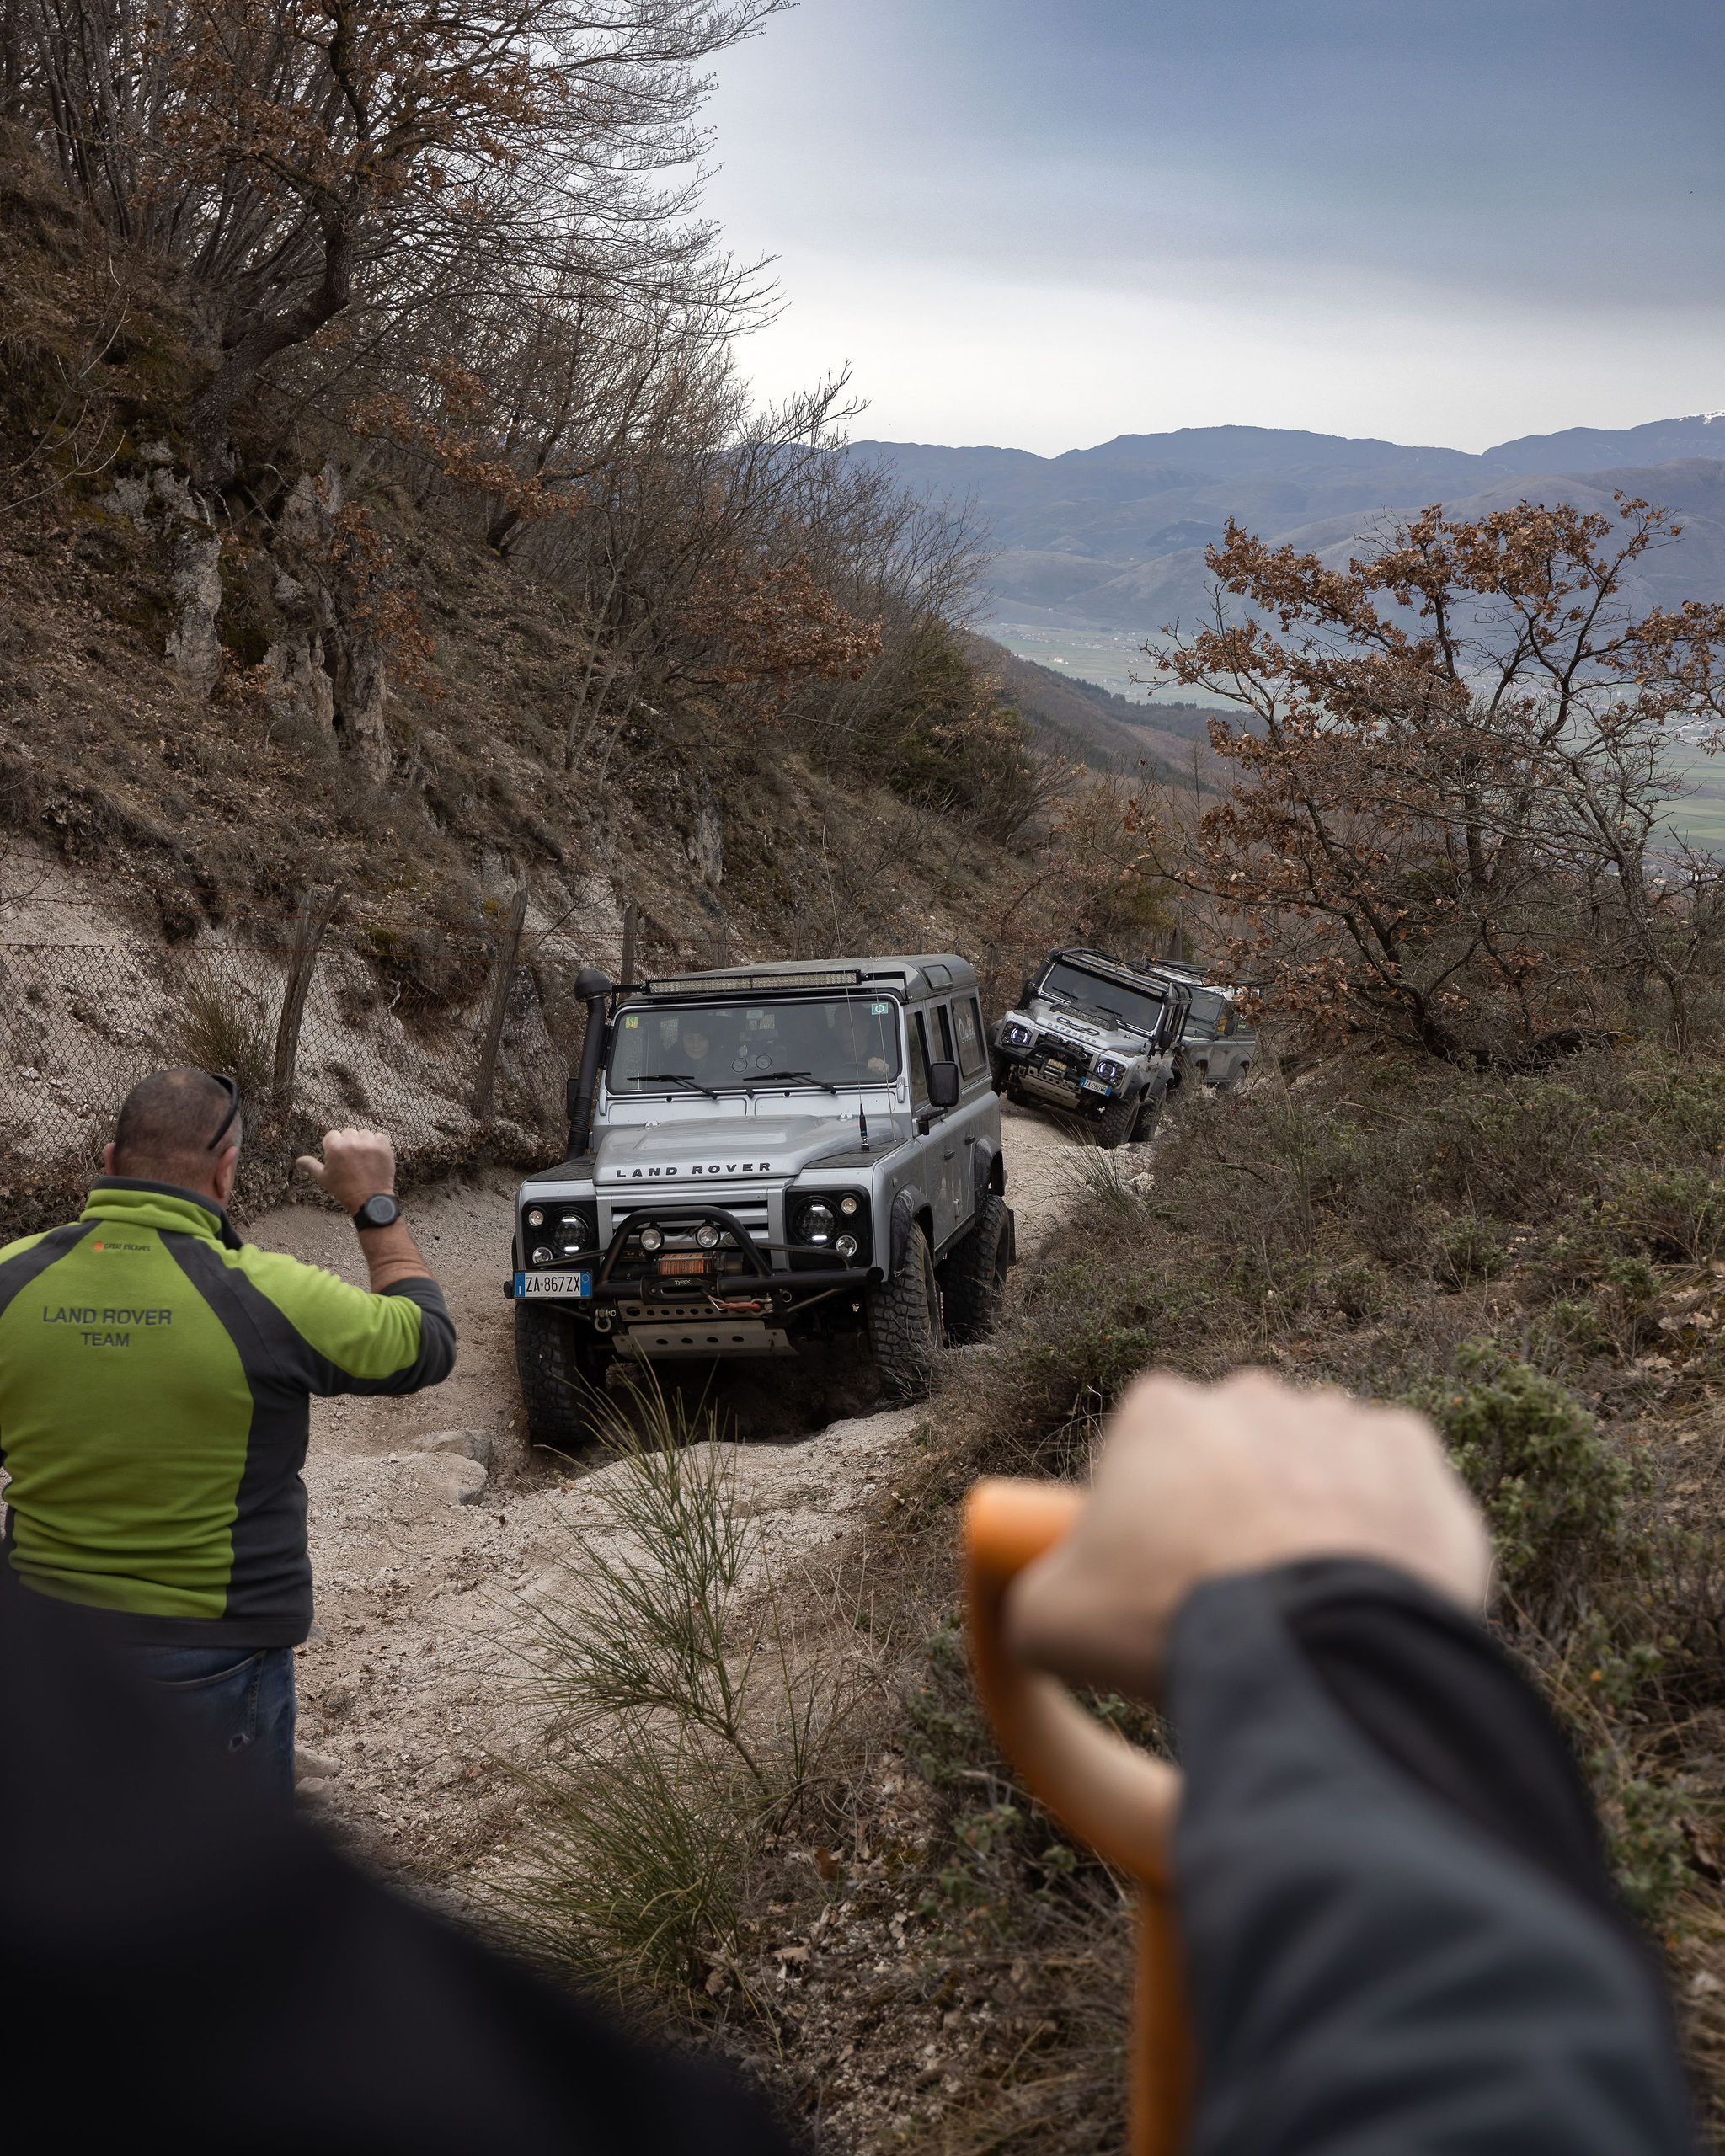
[702,0,1725,456]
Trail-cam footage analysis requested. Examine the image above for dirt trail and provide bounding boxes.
[249,1102,1124,1879]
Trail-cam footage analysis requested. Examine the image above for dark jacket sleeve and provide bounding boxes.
[381,1274,458,1388]
[1167,1559,1695,2156]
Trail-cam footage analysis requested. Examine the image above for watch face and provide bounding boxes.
[360,1195,400,1227]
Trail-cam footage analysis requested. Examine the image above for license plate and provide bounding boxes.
[515,1269,591,1299]
[658,1255,710,1278]
[1081,1076,1108,1094]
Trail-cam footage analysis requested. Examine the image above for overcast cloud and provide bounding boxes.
[702,0,1725,453]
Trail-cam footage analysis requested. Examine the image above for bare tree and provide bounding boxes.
[1152,497,1725,1057]
[8,0,788,481]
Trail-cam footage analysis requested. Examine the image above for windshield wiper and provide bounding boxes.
[638,1070,720,1101]
[760,1070,840,1094]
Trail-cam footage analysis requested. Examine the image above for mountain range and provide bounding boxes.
[852,415,1725,632]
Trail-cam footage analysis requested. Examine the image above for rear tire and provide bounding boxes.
[868,1222,942,1399]
[941,1192,1012,1343]
[514,1301,611,1451]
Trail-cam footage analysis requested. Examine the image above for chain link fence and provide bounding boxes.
[0,908,580,1232]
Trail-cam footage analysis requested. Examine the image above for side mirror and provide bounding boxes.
[928,1060,960,1109]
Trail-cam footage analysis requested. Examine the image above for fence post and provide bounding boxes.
[619,896,638,988]
[472,884,529,1125]
[271,883,342,1118]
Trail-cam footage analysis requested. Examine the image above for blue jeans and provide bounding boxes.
[130,1644,297,1808]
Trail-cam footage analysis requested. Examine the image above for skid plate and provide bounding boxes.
[617,1318,795,1359]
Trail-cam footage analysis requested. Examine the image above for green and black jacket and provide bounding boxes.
[0,1180,457,1646]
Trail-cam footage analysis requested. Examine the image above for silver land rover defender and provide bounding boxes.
[989,947,1191,1147]
[509,956,1015,1446]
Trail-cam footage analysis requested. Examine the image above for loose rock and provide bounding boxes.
[416,1427,494,1467]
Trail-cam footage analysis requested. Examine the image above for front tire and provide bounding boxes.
[1096,1089,1142,1149]
[941,1192,1013,1343]
[514,1301,611,1450]
[868,1221,942,1399]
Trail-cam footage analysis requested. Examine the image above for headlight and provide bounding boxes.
[695,1221,720,1250]
[1004,1022,1031,1047]
[1093,1058,1124,1084]
[554,1213,588,1254]
[836,1232,858,1259]
[794,1200,838,1247]
[638,1224,665,1254]
[526,1208,546,1227]
[840,1195,858,1216]
[531,1245,554,1266]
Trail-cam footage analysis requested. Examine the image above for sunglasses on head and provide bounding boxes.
[205,1073,241,1152]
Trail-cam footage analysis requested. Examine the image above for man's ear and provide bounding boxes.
[101,1142,117,1174]
[214,1146,239,1205]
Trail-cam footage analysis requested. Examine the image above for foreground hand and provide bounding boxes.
[295,1128,398,1216]
[1005,1369,1491,1701]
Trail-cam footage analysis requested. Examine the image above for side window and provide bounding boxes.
[908,1011,930,1103]
[932,1003,954,1062]
[953,996,985,1078]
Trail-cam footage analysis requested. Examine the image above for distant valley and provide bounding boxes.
[855,414,1725,702]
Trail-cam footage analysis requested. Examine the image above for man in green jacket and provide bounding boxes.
[0,1067,457,1803]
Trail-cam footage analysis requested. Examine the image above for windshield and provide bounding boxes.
[607,995,903,1095]
[1035,960,1169,1038]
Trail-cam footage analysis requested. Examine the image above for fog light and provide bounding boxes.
[531,1245,554,1266]
[639,1224,665,1253]
[526,1208,546,1227]
[836,1233,858,1259]
[840,1195,859,1215]
[695,1221,720,1249]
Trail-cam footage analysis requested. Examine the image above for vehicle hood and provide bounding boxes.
[1020,996,1151,1053]
[593,1113,883,1187]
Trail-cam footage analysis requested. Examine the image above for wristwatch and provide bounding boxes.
[351,1193,403,1231]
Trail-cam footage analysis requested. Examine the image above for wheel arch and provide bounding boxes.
[888,1185,936,1277]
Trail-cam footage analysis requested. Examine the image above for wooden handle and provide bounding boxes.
[963,1478,1179,1882]
[963,1476,1191,2156]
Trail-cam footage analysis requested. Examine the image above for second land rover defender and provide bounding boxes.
[989,947,1190,1146]
[509,956,1015,1447]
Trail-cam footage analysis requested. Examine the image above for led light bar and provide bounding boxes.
[646,969,862,995]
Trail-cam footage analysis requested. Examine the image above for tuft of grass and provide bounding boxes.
[162,960,274,1103]
[496,1371,875,2010]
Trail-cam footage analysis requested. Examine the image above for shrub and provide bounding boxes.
[1433,1215,1509,1289]
[1413,1342,1645,1625]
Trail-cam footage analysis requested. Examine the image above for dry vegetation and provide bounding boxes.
[482,1046,1725,2152]
[12,12,1725,2153]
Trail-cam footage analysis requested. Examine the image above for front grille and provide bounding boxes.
[601,1188,779,1259]
[1033,1033,1088,1077]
